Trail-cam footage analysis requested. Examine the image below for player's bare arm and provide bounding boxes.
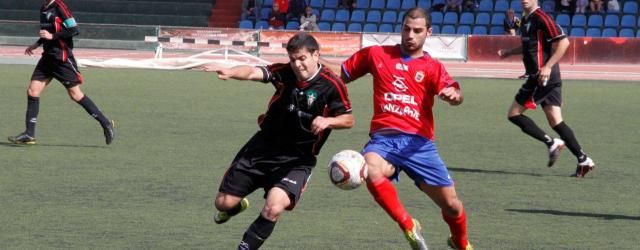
[39,30,54,40]
[310,113,354,135]
[438,86,463,106]
[538,37,569,84]
[498,46,523,58]
[25,43,40,56]
[202,65,264,81]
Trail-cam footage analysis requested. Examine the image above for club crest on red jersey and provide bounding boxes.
[415,71,425,82]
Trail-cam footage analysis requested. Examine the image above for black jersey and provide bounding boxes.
[39,0,79,62]
[519,8,566,84]
[256,63,352,156]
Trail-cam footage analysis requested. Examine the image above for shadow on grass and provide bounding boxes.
[0,141,108,149]
[506,208,640,221]
[448,166,566,178]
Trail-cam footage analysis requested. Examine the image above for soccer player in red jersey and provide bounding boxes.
[498,0,596,177]
[322,7,473,250]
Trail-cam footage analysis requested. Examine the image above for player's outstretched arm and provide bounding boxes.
[438,86,463,106]
[25,42,40,56]
[202,64,264,81]
[309,113,354,135]
[497,46,522,59]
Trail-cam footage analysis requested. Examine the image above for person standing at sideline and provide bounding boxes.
[498,0,596,177]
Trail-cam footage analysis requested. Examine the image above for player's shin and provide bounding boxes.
[25,95,40,137]
[239,215,276,250]
[76,95,110,127]
[366,178,414,230]
[442,206,469,249]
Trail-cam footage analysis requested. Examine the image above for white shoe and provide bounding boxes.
[547,138,565,167]
[572,157,595,178]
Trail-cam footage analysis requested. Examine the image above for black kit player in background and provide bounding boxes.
[8,0,115,145]
[202,32,354,250]
[498,0,595,177]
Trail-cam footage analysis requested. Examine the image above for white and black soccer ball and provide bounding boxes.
[328,150,368,190]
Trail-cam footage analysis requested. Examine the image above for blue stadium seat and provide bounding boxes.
[457,25,471,35]
[356,0,370,9]
[367,10,382,23]
[432,0,445,7]
[335,9,350,22]
[398,11,406,22]
[494,0,509,12]
[541,0,555,13]
[318,22,331,31]
[382,11,397,24]
[417,0,432,9]
[379,23,394,32]
[490,26,503,35]
[491,13,505,26]
[620,15,636,28]
[332,22,346,31]
[364,23,378,32]
[432,24,440,34]
[370,0,386,9]
[586,28,601,37]
[348,23,362,32]
[478,0,493,12]
[587,15,603,28]
[441,25,456,34]
[286,21,300,30]
[601,28,617,37]
[255,20,269,29]
[473,25,488,35]
[476,12,490,25]
[623,1,638,14]
[459,12,474,25]
[310,0,324,9]
[619,28,634,37]
[350,10,366,23]
[394,24,402,32]
[443,12,458,25]
[510,0,523,12]
[604,14,619,28]
[239,20,253,29]
[401,0,417,10]
[571,14,586,28]
[431,12,443,25]
[321,9,336,22]
[260,8,271,20]
[262,0,273,8]
[570,27,585,37]
[386,0,401,9]
[325,0,339,9]
[556,14,570,27]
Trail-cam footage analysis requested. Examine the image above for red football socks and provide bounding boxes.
[442,207,469,248]
[367,178,414,230]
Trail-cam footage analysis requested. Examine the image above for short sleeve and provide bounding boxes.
[56,3,77,28]
[326,78,352,116]
[538,14,566,42]
[431,61,460,95]
[341,46,374,82]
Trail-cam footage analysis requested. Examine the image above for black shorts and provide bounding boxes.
[514,78,563,108]
[31,55,84,88]
[218,132,316,211]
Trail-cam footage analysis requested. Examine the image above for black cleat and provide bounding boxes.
[103,120,115,145]
[8,132,37,145]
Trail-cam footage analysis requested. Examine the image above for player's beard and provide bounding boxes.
[401,39,424,55]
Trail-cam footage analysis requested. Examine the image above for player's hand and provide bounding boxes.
[438,86,462,105]
[24,43,39,56]
[310,116,332,135]
[39,30,53,40]
[201,64,233,80]
[538,66,551,86]
[497,49,509,59]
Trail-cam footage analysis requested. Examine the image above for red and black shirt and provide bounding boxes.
[519,8,566,84]
[39,0,79,62]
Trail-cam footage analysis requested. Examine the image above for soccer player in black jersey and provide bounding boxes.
[8,0,114,145]
[203,32,354,250]
[498,0,595,177]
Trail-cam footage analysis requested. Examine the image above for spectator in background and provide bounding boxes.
[503,9,521,35]
[340,0,356,13]
[559,0,574,14]
[444,0,463,12]
[575,0,588,13]
[607,0,619,12]
[274,0,290,14]
[288,0,307,21]
[268,3,287,29]
[299,6,319,31]
[589,0,604,12]
[463,0,478,11]
[241,0,262,21]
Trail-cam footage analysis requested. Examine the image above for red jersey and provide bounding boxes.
[341,45,459,140]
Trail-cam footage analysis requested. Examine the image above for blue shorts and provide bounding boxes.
[362,133,454,187]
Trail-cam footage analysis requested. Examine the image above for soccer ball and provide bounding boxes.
[328,150,368,190]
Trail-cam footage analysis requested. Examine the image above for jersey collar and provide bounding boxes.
[296,63,322,89]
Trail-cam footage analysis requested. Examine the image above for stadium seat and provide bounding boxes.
[441,25,456,34]
[510,0,523,12]
[386,0,401,10]
[239,20,253,29]
[472,25,488,35]
[348,23,362,32]
[398,11,406,22]
[367,10,382,23]
[571,14,586,28]
[457,25,471,35]
[263,0,273,8]
[364,23,378,32]
[619,28,634,37]
[432,24,440,34]
[459,12,474,25]
[379,23,394,32]
[478,0,493,12]
[490,26,503,35]
[417,0,432,9]
[382,11,397,24]
[601,28,616,37]
[332,22,346,31]
[356,0,370,9]
[255,20,269,29]
[494,0,509,12]
[370,0,386,9]
[541,0,555,13]
[260,8,271,20]
[350,10,365,23]
[570,27,585,37]
[335,9,350,22]
[556,14,570,27]
[622,1,638,14]
[585,27,601,37]
[318,22,331,31]
[320,9,336,22]
[310,0,324,9]
[604,15,619,28]
[620,15,636,28]
[432,0,445,7]
[324,0,339,9]
[587,15,603,28]
[443,12,458,25]
[394,24,402,32]
[286,21,300,30]
[476,12,490,25]
[431,12,443,25]
[401,0,417,10]
[491,13,505,26]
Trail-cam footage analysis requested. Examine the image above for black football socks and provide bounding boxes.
[509,114,554,147]
[238,215,276,250]
[76,95,110,127]
[552,121,587,161]
[25,95,40,137]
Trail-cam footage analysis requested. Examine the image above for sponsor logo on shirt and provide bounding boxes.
[395,63,409,71]
[392,75,409,92]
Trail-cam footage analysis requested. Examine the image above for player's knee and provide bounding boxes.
[442,199,464,217]
[261,204,284,221]
[214,194,237,211]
